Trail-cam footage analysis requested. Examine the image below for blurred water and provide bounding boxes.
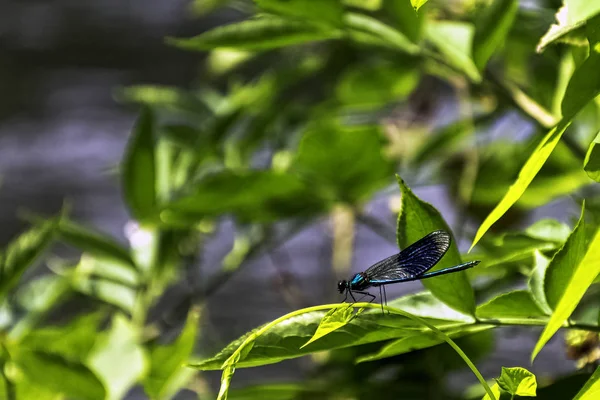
[0,1,580,398]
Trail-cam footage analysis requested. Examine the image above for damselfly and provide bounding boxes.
[337,230,479,311]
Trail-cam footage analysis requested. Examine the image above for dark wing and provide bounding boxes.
[364,230,451,283]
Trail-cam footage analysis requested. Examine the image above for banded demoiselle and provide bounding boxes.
[337,230,480,311]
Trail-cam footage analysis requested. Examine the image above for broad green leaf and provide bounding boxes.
[343,0,382,11]
[584,131,600,181]
[72,275,137,313]
[425,21,481,82]
[537,0,600,52]
[76,254,139,287]
[255,0,343,27]
[476,290,548,321]
[335,60,420,107]
[294,124,392,204]
[57,218,136,269]
[190,310,470,370]
[496,367,537,396]
[573,366,600,400]
[482,384,503,400]
[167,18,341,51]
[383,0,423,42]
[411,0,428,11]
[544,206,586,310]
[396,177,476,315]
[301,306,354,348]
[528,251,553,314]
[0,219,56,298]
[561,50,600,119]
[11,348,105,400]
[356,324,492,363]
[87,314,148,400]
[122,107,157,222]
[532,226,600,361]
[144,308,200,399]
[163,171,327,223]
[472,0,518,71]
[343,12,420,54]
[469,118,571,251]
[389,291,475,323]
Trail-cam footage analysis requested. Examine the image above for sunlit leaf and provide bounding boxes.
[537,0,600,52]
[87,314,148,400]
[584,131,600,181]
[496,367,537,396]
[122,107,157,222]
[343,12,420,54]
[0,219,57,298]
[573,366,600,400]
[472,0,518,70]
[343,0,382,11]
[396,177,476,315]
[425,21,481,82]
[301,306,355,348]
[411,0,428,11]
[144,308,200,399]
[383,0,423,42]
[532,225,600,361]
[528,251,553,314]
[561,51,600,119]
[167,18,342,51]
[477,290,548,321]
[255,0,343,27]
[389,292,475,323]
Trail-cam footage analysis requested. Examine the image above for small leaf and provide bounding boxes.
[584,131,600,181]
[482,383,503,400]
[0,219,56,298]
[122,107,157,222]
[343,12,420,54]
[144,308,200,399]
[573,366,600,400]
[528,250,553,314]
[532,225,600,361]
[57,219,136,269]
[477,290,548,321]
[561,51,600,119]
[411,0,428,11]
[396,177,476,315]
[301,306,354,348]
[425,21,481,82]
[87,314,149,400]
[544,206,586,310]
[497,367,537,396]
[470,118,571,251]
[537,1,600,52]
[168,18,341,51]
[472,0,518,70]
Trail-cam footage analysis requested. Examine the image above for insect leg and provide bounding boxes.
[378,286,384,314]
[382,285,389,314]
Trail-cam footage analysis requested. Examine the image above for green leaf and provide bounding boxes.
[482,384,503,400]
[163,170,327,224]
[343,12,420,54]
[425,21,481,82]
[356,324,492,363]
[12,348,106,400]
[87,314,148,400]
[477,290,548,321]
[544,206,586,310]
[537,0,600,52]
[496,367,537,396]
[383,0,423,42]
[57,218,136,269]
[72,274,137,313]
[573,366,600,400]
[584,131,600,181]
[255,0,343,27]
[167,18,341,51]
[561,50,600,119]
[396,177,476,315]
[122,107,157,222]
[388,291,475,323]
[343,0,382,11]
[294,123,393,204]
[472,0,518,71]
[532,225,600,361]
[144,309,200,399]
[411,0,428,11]
[190,310,469,370]
[301,306,354,348]
[470,118,572,251]
[229,383,313,400]
[0,219,56,298]
[528,250,553,314]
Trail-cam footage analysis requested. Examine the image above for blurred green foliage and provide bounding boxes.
[2,0,600,399]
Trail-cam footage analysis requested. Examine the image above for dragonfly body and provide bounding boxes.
[337,230,480,308]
